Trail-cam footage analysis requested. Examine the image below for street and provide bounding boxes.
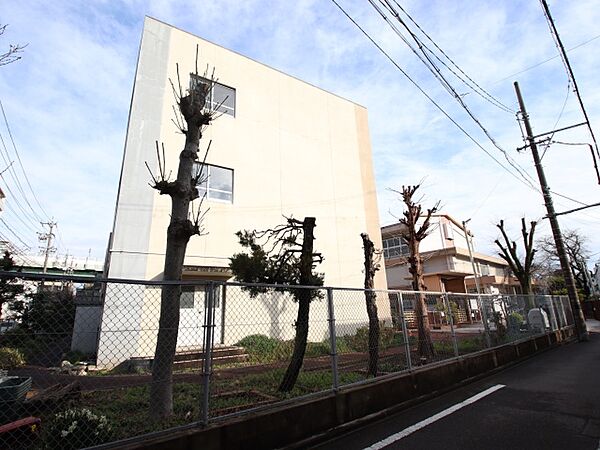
[312,322,600,450]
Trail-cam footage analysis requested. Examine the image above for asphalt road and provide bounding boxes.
[312,327,600,450]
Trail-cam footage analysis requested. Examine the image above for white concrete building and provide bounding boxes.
[95,17,389,367]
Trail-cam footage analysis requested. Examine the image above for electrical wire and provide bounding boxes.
[538,0,600,169]
[0,218,33,250]
[0,99,50,220]
[385,0,514,113]
[329,0,540,193]
[366,0,539,191]
[492,33,600,86]
[540,80,571,161]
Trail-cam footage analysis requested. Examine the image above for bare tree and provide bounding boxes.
[0,25,26,66]
[361,233,381,377]
[146,50,220,419]
[230,217,324,391]
[396,184,440,362]
[495,218,537,301]
[538,229,593,299]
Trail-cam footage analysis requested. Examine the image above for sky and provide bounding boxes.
[0,0,599,270]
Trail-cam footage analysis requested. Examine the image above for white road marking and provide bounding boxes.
[362,384,506,450]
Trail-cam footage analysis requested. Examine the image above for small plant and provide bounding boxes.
[0,347,25,369]
[63,350,91,364]
[507,312,524,332]
[45,408,111,450]
[491,311,507,338]
[343,323,396,353]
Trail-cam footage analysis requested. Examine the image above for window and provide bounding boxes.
[382,236,409,259]
[179,285,221,309]
[442,223,454,240]
[194,163,234,203]
[190,75,236,117]
[180,286,195,309]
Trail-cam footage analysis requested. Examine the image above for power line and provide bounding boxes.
[330,0,540,193]
[491,33,600,85]
[0,99,50,220]
[0,218,33,250]
[0,172,44,230]
[538,0,600,170]
[384,0,514,113]
[366,0,539,190]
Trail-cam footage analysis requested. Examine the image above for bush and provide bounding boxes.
[44,408,111,450]
[507,312,524,331]
[0,347,26,369]
[340,323,397,353]
[433,337,485,355]
[236,335,282,362]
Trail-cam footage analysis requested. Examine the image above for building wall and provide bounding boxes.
[97,18,389,366]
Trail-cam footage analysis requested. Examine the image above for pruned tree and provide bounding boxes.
[361,233,381,377]
[146,49,222,419]
[396,184,440,362]
[230,217,324,391]
[495,218,537,302]
[538,229,593,299]
[0,25,26,67]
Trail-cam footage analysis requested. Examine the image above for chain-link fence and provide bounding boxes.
[0,271,574,449]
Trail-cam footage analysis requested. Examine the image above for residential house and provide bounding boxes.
[382,214,522,325]
[95,17,389,367]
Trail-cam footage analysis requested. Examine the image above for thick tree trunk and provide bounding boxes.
[278,217,316,392]
[150,118,202,418]
[361,233,380,377]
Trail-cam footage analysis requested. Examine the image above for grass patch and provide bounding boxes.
[237,326,409,364]
[433,337,486,355]
[65,367,364,442]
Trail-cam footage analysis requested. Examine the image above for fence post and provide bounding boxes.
[397,292,412,370]
[477,294,492,348]
[326,287,339,391]
[547,296,558,331]
[201,282,216,426]
[444,293,459,357]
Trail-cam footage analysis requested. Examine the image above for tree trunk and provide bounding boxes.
[409,240,435,362]
[150,119,202,418]
[278,217,316,392]
[361,233,380,377]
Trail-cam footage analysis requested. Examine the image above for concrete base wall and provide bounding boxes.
[113,328,576,450]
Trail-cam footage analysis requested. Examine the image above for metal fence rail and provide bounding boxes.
[0,271,574,449]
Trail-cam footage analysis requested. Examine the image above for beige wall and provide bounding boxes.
[98,18,389,366]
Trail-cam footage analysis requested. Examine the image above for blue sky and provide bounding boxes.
[1,0,599,268]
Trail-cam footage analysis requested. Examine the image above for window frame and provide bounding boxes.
[190,74,236,117]
[382,236,410,259]
[194,162,234,204]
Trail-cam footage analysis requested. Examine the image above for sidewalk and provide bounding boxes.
[586,319,600,333]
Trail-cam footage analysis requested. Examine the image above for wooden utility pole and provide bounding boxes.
[514,81,589,341]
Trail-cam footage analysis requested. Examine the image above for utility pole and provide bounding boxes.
[38,220,56,274]
[463,220,491,345]
[514,81,589,341]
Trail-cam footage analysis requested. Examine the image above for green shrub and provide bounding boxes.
[236,335,295,362]
[340,323,398,353]
[433,337,485,355]
[0,347,26,369]
[507,312,524,331]
[44,408,111,450]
